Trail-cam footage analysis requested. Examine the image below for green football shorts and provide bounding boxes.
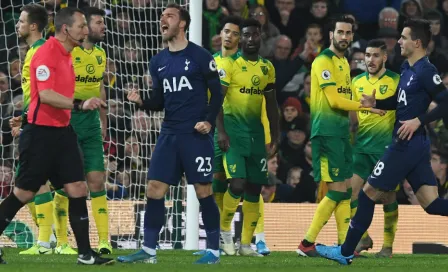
[311,136,353,182]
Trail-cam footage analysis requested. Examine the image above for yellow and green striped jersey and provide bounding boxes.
[218,53,275,136]
[22,38,46,113]
[310,48,352,138]
[352,70,399,153]
[72,45,106,100]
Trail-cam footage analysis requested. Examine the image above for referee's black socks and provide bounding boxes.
[69,196,91,255]
[0,193,25,235]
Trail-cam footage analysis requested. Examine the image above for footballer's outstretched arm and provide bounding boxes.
[374,91,398,110]
[323,85,375,112]
[264,83,279,144]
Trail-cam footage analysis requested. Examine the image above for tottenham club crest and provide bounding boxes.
[321,70,331,80]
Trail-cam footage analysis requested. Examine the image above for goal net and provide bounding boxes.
[0,0,218,250]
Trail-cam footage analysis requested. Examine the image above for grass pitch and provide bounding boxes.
[1,249,448,272]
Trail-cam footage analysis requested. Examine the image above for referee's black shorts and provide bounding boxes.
[15,124,85,192]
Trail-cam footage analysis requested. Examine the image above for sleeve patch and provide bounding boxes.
[433,74,442,85]
[36,65,50,81]
[321,70,331,80]
[209,60,217,72]
[218,69,226,79]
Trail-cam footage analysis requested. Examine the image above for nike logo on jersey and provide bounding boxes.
[158,66,166,72]
[203,172,212,177]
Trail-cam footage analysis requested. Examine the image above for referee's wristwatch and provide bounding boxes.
[73,99,85,111]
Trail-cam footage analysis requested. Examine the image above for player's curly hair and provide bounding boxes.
[241,18,261,30]
[20,3,48,32]
[404,18,432,49]
[220,15,243,31]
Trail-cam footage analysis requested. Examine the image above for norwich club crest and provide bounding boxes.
[260,66,268,75]
[379,85,388,94]
[96,56,103,65]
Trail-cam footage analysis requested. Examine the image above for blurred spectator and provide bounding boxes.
[431,150,448,198]
[225,0,250,18]
[203,0,228,53]
[266,0,304,48]
[250,5,280,58]
[277,116,308,183]
[261,153,281,202]
[378,7,399,30]
[292,24,323,66]
[426,39,448,74]
[271,36,306,104]
[440,0,448,37]
[280,97,303,136]
[339,0,401,40]
[377,27,403,73]
[424,9,448,56]
[8,57,22,95]
[398,0,424,30]
[345,14,367,54]
[0,160,13,199]
[296,72,311,115]
[349,49,366,71]
[275,166,317,203]
[421,0,438,11]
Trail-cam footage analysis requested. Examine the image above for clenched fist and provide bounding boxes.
[127,90,143,107]
[82,97,107,111]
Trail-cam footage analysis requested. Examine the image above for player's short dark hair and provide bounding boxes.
[241,18,261,31]
[220,15,243,31]
[403,18,432,49]
[166,3,190,31]
[84,6,105,24]
[20,3,49,32]
[330,15,354,32]
[366,39,387,52]
[54,7,85,33]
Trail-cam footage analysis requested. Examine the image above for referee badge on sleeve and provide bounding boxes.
[36,65,50,81]
[321,70,331,80]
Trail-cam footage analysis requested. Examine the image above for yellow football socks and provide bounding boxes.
[254,195,264,235]
[383,202,399,248]
[334,189,351,245]
[35,192,54,244]
[90,190,109,242]
[241,194,260,245]
[305,190,345,243]
[220,189,241,232]
[53,190,69,245]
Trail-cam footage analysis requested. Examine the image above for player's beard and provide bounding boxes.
[333,37,349,53]
[369,62,384,76]
[87,33,103,44]
[162,25,179,42]
[18,31,29,41]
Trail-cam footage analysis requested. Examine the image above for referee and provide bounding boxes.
[0,7,112,265]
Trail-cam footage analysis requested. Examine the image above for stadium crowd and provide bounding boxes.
[0,0,447,205]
